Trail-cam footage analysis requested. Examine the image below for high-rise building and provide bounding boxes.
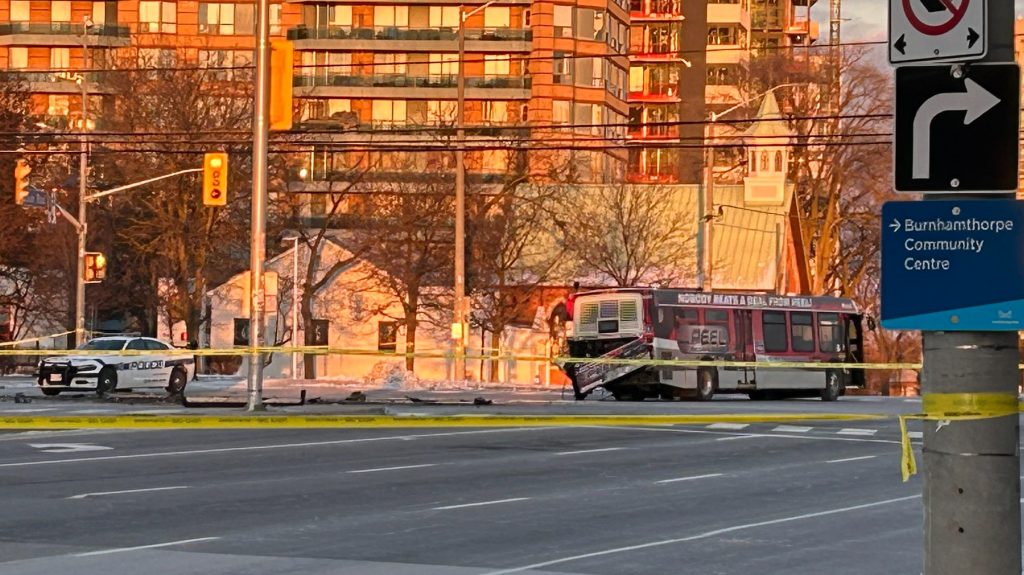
[626,0,817,184]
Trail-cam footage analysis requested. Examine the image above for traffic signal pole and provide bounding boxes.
[921,5,1021,574]
[74,25,90,347]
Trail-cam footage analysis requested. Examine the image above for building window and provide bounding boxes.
[484,54,510,76]
[553,52,571,84]
[760,151,769,171]
[707,26,737,45]
[427,100,456,123]
[378,321,398,352]
[553,5,572,37]
[270,3,282,35]
[429,6,458,27]
[483,100,507,124]
[371,100,407,126]
[200,3,232,34]
[50,47,70,69]
[140,1,177,33]
[428,53,458,77]
[11,1,29,21]
[373,53,406,75]
[483,6,510,28]
[198,49,250,79]
[762,311,788,352]
[576,9,604,40]
[774,151,783,172]
[51,1,71,22]
[9,47,27,69]
[552,100,571,124]
[374,6,409,27]
[47,95,70,116]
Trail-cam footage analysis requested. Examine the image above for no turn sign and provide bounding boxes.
[889,0,985,64]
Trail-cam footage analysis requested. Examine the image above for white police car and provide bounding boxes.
[37,336,194,396]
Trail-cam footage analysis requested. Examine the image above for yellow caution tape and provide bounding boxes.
[0,345,922,371]
[898,392,1020,483]
[0,330,76,348]
[0,413,884,430]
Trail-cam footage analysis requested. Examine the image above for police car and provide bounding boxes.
[37,336,194,396]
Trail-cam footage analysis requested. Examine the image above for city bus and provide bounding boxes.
[561,289,865,401]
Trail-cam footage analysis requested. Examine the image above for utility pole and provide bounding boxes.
[74,17,94,347]
[453,1,493,382]
[921,6,1020,569]
[702,118,716,291]
[246,0,271,411]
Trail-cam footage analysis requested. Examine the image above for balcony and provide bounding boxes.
[629,0,684,21]
[627,82,681,103]
[627,123,679,140]
[0,22,131,46]
[707,3,750,30]
[786,19,819,41]
[294,73,532,99]
[7,71,111,94]
[287,25,531,52]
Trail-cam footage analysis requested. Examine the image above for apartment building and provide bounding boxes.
[627,0,816,184]
[285,0,631,193]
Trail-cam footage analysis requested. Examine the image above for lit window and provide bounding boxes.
[51,1,71,22]
[483,6,510,28]
[140,1,177,33]
[552,100,571,124]
[11,1,29,22]
[9,46,27,68]
[429,6,459,27]
[553,5,572,36]
[374,6,408,27]
[373,53,406,75]
[50,47,70,69]
[270,4,282,35]
[428,53,459,77]
[47,95,70,116]
[484,54,510,76]
[483,100,507,124]
[91,2,106,25]
[199,3,235,35]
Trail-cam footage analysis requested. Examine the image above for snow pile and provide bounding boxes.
[363,361,420,390]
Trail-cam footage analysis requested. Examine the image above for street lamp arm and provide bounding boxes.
[84,168,203,202]
[462,0,497,20]
[711,82,805,122]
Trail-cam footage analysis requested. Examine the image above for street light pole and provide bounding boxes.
[246,0,271,411]
[454,1,495,383]
[74,17,94,347]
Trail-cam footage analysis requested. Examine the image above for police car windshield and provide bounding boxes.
[77,339,126,351]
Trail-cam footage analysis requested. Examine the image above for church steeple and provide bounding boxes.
[742,91,794,206]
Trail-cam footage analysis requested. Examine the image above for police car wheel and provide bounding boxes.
[166,369,188,395]
[96,368,117,396]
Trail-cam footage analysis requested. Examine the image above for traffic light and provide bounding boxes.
[84,252,106,283]
[13,159,30,205]
[269,40,294,131]
[203,152,228,206]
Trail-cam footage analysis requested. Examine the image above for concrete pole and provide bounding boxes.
[453,7,467,383]
[246,0,271,411]
[702,119,716,291]
[921,4,1019,573]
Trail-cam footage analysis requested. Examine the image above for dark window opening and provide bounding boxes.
[763,311,787,352]
[378,321,398,352]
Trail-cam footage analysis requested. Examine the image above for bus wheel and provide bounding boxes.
[821,370,841,402]
[695,369,715,401]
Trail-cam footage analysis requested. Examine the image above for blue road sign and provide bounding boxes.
[882,200,1024,331]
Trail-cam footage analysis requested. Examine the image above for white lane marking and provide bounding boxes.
[0,428,555,468]
[75,537,219,557]
[67,486,190,500]
[907,431,923,439]
[715,435,758,442]
[28,443,113,453]
[0,408,57,413]
[836,428,878,436]
[826,455,877,464]
[655,473,723,484]
[772,425,812,433]
[480,495,921,575]
[555,447,627,456]
[584,425,902,445]
[433,498,531,511]
[706,423,749,430]
[348,464,437,474]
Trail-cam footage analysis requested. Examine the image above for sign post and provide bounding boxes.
[885,1,1021,573]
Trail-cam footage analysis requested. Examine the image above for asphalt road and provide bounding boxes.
[0,404,937,575]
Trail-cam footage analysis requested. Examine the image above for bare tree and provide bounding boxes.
[88,50,255,342]
[557,184,697,287]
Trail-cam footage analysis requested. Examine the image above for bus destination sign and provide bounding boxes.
[882,199,1024,331]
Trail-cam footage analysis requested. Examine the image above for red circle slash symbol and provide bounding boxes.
[902,0,969,36]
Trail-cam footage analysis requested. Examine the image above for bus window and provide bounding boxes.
[763,311,788,352]
[817,313,844,353]
[791,312,815,352]
[705,309,729,324]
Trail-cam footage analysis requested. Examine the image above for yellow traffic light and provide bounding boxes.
[270,40,294,132]
[203,152,229,206]
[14,159,31,205]
[84,252,107,282]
